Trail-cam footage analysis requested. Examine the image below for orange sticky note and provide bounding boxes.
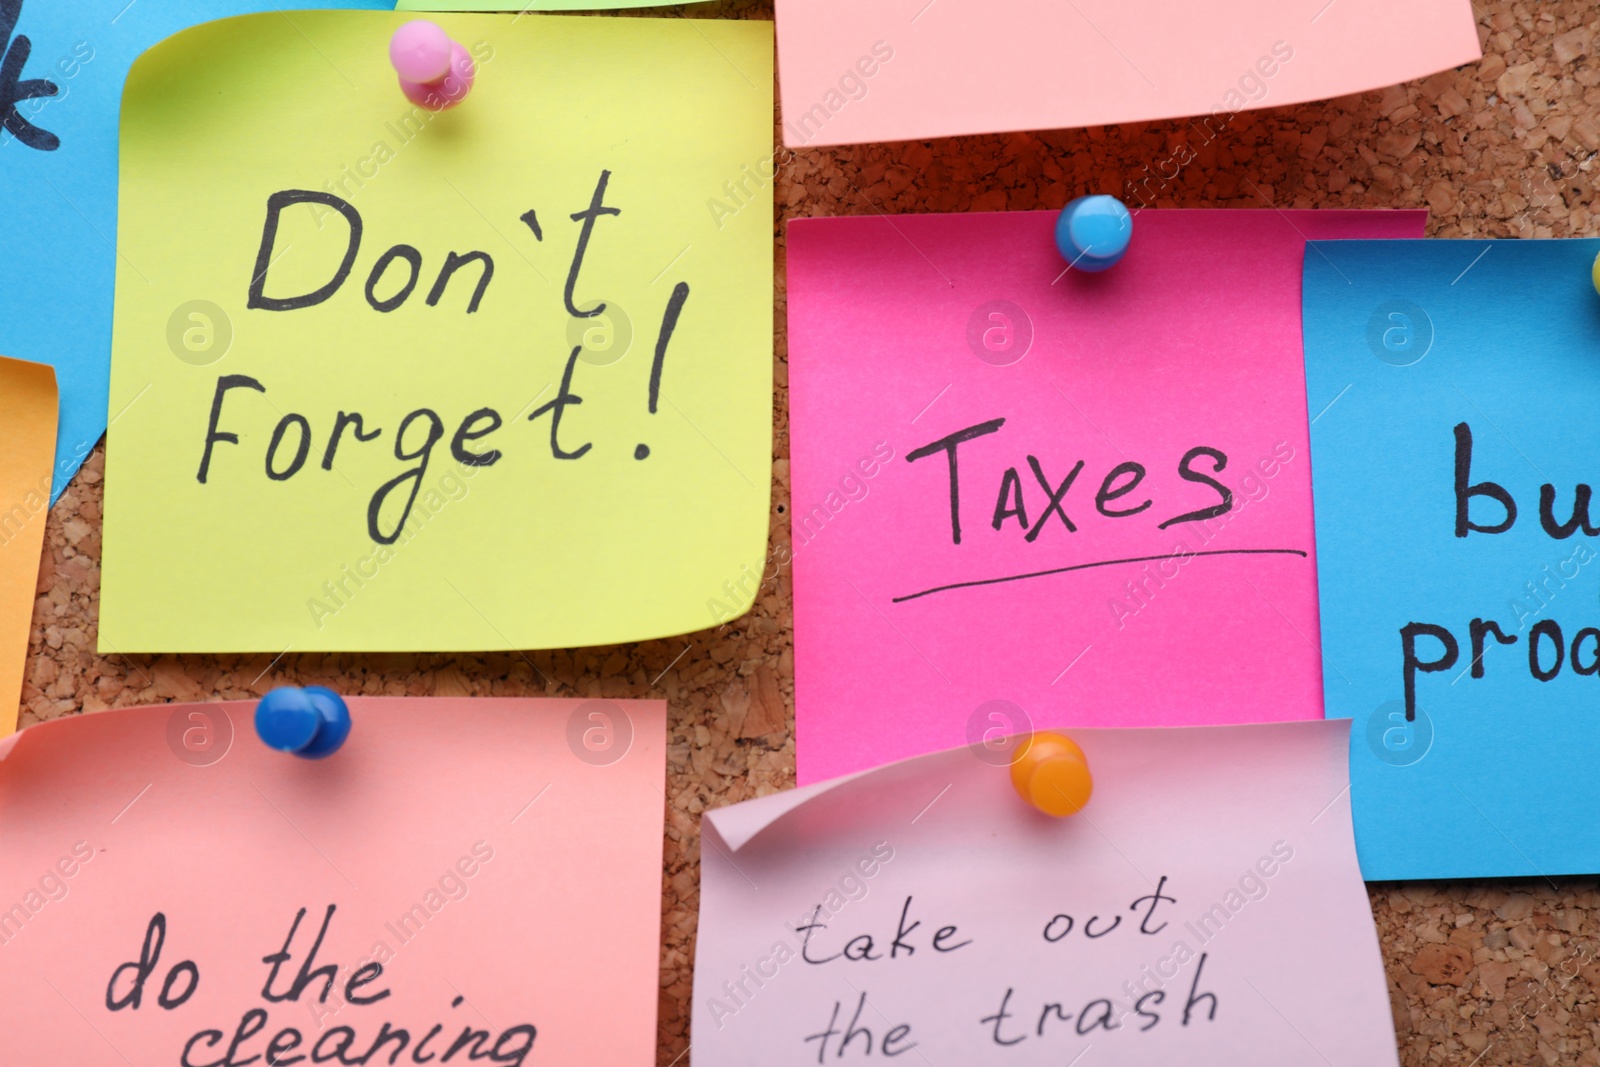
[0,698,666,1064]
[0,356,57,736]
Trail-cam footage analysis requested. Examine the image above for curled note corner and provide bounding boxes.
[703,748,965,852]
[703,775,851,853]
[0,705,102,762]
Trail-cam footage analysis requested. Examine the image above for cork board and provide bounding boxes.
[20,2,1600,1063]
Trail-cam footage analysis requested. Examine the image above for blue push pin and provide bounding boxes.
[1055,195,1132,273]
[255,686,351,759]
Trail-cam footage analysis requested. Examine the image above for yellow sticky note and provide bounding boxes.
[104,13,774,653]
[0,356,57,735]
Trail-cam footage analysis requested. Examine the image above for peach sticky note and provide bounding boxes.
[786,209,1426,783]
[0,697,665,1065]
[695,719,1397,1066]
[0,355,57,737]
[775,0,1481,147]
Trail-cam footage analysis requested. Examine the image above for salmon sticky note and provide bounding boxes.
[695,720,1397,1066]
[0,355,57,736]
[102,12,773,653]
[0,698,665,1064]
[787,210,1426,783]
[774,0,1480,146]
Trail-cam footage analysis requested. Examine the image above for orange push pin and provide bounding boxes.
[1010,732,1093,816]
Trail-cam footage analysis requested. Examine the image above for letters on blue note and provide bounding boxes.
[1304,237,1600,880]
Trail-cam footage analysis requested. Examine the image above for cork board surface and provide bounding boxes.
[19,2,1600,1063]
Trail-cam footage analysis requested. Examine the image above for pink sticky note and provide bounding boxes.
[775,0,1480,146]
[0,698,665,1065]
[695,719,1396,1065]
[788,209,1425,783]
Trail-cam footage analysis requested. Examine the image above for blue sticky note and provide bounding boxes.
[0,0,390,503]
[1304,238,1600,880]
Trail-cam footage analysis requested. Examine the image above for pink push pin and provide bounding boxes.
[389,20,475,111]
